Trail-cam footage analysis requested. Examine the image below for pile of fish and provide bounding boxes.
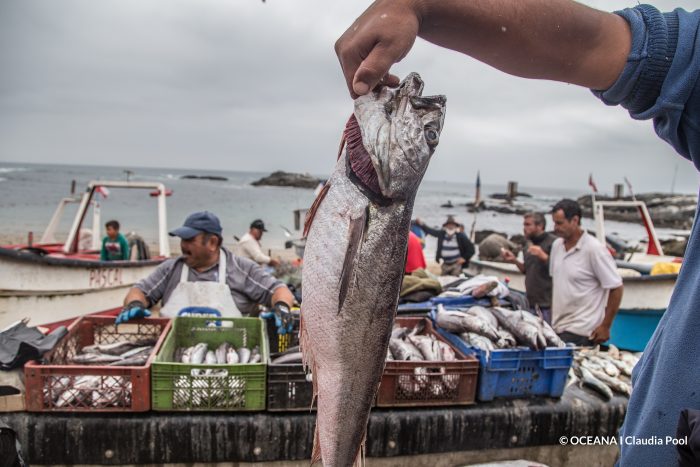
[169,342,261,409]
[45,375,132,408]
[569,345,640,400]
[435,304,565,351]
[387,321,462,397]
[70,338,157,366]
[172,342,262,366]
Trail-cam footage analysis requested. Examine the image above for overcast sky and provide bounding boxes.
[1,0,699,193]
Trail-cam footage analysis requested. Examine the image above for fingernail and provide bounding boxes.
[354,81,369,95]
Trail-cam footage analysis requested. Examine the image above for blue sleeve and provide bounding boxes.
[593,5,700,168]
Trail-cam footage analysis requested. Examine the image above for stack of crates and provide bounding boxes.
[151,316,268,411]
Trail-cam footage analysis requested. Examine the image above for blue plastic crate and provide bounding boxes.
[430,311,574,401]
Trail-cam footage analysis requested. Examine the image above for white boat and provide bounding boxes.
[0,181,172,327]
[467,199,681,351]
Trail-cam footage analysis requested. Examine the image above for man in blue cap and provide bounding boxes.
[118,211,294,322]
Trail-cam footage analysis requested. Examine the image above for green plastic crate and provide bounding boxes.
[151,317,268,411]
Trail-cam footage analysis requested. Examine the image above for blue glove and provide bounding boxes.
[116,301,151,324]
[261,302,293,335]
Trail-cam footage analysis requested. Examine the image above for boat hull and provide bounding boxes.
[0,248,162,327]
[467,258,676,351]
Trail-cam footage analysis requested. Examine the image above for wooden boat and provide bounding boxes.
[467,199,681,351]
[0,181,172,327]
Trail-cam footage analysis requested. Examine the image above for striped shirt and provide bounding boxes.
[441,234,461,264]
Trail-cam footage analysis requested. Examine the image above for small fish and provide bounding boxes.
[579,366,613,400]
[471,281,499,298]
[191,343,208,365]
[72,353,123,364]
[109,354,149,366]
[408,334,439,361]
[459,332,496,352]
[249,353,262,364]
[181,346,193,364]
[466,306,499,329]
[273,351,304,364]
[237,347,251,364]
[490,307,545,350]
[120,346,153,359]
[226,348,239,364]
[495,328,517,348]
[215,343,230,365]
[436,305,500,341]
[389,338,423,361]
[205,350,218,365]
[588,367,631,396]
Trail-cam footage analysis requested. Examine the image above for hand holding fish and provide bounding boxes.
[501,248,516,263]
[590,323,611,344]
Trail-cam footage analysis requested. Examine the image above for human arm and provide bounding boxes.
[590,285,623,344]
[501,249,525,273]
[335,0,631,97]
[117,288,151,324]
[120,235,130,261]
[240,237,274,265]
[414,218,441,237]
[528,245,549,263]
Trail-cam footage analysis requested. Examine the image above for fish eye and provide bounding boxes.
[424,127,439,146]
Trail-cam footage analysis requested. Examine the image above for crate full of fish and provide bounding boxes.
[377,316,479,407]
[24,315,171,412]
[151,316,268,411]
[430,305,574,401]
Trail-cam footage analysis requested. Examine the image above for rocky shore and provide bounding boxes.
[251,171,321,189]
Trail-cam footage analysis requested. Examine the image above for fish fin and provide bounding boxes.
[337,126,347,161]
[310,422,322,465]
[338,206,368,313]
[352,432,367,467]
[303,182,331,238]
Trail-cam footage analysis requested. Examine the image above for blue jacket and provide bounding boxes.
[594,5,700,466]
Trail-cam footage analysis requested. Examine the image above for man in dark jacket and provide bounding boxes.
[415,216,475,276]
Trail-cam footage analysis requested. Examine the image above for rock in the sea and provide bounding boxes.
[181,175,228,181]
[251,171,321,189]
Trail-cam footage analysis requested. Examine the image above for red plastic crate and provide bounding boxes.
[377,316,479,407]
[24,315,171,412]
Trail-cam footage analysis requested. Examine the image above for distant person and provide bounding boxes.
[502,212,557,323]
[415,215,475,276]
[236,219,280,267]
[549,199,623,345]
[405,231,426,274]
[100,220,130,261]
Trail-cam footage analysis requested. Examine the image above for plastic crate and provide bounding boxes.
[376,317,478,407]
[151,316,268,411]
[24,316,171,412]
[266,363,314,412]
[432,318,574,401]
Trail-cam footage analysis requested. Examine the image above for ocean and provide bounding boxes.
[0,162,689,257]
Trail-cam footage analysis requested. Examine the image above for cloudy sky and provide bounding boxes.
[1,0,699,193]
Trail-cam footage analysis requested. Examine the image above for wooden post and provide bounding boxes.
[507,181,518,200]
[614,184,624,199]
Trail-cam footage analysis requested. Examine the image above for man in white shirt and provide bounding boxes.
[549,199,623,346]
[236,219,280,267]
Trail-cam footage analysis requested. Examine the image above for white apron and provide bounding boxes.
[160,251,242,318]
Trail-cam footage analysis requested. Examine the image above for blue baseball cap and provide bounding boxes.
[169,211,223,239]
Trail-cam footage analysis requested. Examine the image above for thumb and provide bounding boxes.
[352,44,401,96]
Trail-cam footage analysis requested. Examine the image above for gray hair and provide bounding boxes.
[524,212,546,228]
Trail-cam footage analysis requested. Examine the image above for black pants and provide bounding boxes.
[557,331,593,347]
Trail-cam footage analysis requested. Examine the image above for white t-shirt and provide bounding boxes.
[235,232,271,265]
[549,232,623,336]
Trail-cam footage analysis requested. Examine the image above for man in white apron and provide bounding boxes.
[118,211,294,323]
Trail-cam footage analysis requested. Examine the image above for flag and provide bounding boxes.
[624,176,636,199]
[95,186,109,199]
[588,174,598,193]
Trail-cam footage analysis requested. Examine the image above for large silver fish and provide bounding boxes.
[300,73,445,467]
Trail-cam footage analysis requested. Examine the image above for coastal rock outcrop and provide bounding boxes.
[251,171,321,189]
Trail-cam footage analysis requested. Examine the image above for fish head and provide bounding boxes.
[354,72,446,199]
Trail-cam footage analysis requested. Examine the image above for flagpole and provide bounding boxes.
[469,171,480,242]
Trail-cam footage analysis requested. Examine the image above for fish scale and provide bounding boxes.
[301,73,445,467]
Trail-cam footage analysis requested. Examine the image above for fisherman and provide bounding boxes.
[415,215,475,276]
[117,211,294,323]
[100,220,130,261]
[548,199,624,346]
[502,212,557,323]
[236,219,280,267]
[335,2,700,464]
